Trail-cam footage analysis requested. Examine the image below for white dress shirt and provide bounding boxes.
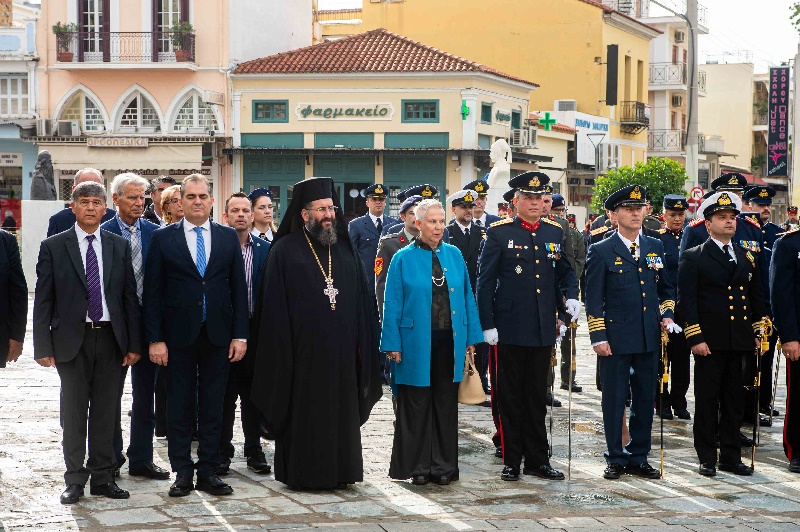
[75,223,111,322]
[369,213,382,229]
[454,220,471,235]
[155,212,166,228]
[250,227,273,241]
[710,237,737,263]
[615,231,641,260]
[475,213,487,227]
[183,218,211,265]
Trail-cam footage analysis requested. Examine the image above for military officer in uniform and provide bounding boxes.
[643,193,663,232]
[503,189,517,218]
[743,185,782,421]
[585,185,677,480]
[476,171,580,482]
[678,191,768,477]
[465,179,502,228]
[381,184,438,236]
[348,184,399,275]
[769,224,800,473]
[656,195,692,420]
[782,206,799,231]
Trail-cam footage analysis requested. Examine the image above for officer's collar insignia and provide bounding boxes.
[674,201,683,209]
[474,182,485,192]
[759,189,769,198]
[422,186,432,197]
[464,192,474,203]
[529,176,540,188]
[718,193,732,206]
[630,186,642,200]
[374,185,384,195]
[399,235,406,243]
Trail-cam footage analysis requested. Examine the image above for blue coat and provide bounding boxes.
[379,242,483,387]
[585,233,675,355]
[349,213,400,270]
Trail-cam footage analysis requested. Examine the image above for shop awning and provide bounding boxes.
[222,147,553,163]
[39,142,204,171]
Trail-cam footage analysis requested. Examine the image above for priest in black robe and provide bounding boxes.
[251,177,382,490]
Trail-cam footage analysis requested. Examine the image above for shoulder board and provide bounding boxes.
[541,217,562,228]
[658,228,666,234]
[689,218,704,227]
[778,227,800,237]
[590,226,609,236]
[489,218,513,228]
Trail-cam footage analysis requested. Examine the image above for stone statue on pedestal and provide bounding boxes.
[29,151,57,200]
[485,140,512,215]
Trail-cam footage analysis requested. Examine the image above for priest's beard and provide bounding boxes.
[307,216,338,246]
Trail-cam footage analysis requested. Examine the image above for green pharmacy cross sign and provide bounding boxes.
[539,112,557,131]
[461,100,470,120]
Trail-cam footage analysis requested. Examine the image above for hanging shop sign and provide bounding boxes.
[0,152,22,166]
[767,66,790,177]
[295,102,395,121]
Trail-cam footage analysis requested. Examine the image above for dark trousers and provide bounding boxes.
[488,345,502,449]
[56,327,119,487]
[220,359,263,459]
[113,365,129,468]
[155,367,167,436]
[389,332,458,480]
[785,358,800,460]
[694,351,747,465]
[496,343,551,468]
[127,356,158,467]
[659,329,691,412]
[475,342,490,393]
[599,351,657,466]
[166,326,230,478]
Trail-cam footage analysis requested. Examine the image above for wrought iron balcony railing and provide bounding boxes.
[650,62,687,85]
[619,101,649,134]
[753,113,768,126]
[649,129,684,151]
[55,31,195,63]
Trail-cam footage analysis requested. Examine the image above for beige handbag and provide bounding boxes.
[458,354,486,405]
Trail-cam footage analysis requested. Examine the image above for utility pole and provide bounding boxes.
[685,0,699,189]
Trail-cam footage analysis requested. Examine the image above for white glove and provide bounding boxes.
[558,324,567,341]
[565,299,582,322]
[666,322,683,334]
[483,328,499,346]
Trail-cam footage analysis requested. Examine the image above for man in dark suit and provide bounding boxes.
[476,172,580,482]
[0,229,27,368]
[101,173,168,481]
[585,185,676,481]
[143,174,248,498]
[47,168,116,237]
[218,192,271,476]
[142,176,177,228]
[33,181,142,504]
[348,183,399,274]
[678,191,768,477]
[464,179,501,228]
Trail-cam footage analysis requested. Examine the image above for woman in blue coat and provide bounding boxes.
[380,199,484,485]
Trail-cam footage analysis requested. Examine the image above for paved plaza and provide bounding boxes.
[1,298,800,531]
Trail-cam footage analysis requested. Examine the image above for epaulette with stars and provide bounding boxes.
[743,216,761,228]
[688,218,704,227]
[590,225,609,236]
[777,227,800,237]
[541,217,562,229]
[490,218,514,228]
[658,228,667,234]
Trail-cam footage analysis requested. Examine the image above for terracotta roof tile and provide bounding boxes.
[233,28,539,87]
[529,113,578,134]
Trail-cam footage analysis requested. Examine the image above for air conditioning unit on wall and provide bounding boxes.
[509,128,529,147]
[555,99,577,112]
[57,120,81,137]
[675,30,686,43]
[36,118,56,136]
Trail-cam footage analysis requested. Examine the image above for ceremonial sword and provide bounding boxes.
[660,329,669,477]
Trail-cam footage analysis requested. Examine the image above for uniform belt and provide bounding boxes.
[86,321,111,329]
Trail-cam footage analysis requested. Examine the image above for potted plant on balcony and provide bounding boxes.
[170,21,193,62]
[52,22,78,62]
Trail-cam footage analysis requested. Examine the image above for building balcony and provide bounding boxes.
[602,0,650,18]
[648,129,684,152]
[698,70,707,94]
[54,31,196,70]
[753,113,768,127]
[619,101,649,134]
[650,62,687,86]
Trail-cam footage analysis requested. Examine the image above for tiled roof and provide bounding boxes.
[529,113,578,134]
[233,28,539,87]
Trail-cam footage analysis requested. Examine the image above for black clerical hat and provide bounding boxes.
[275,177,344,242]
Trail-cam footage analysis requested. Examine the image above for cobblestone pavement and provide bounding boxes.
[2,298,800,531]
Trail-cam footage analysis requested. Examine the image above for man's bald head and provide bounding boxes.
[74,168,104,185]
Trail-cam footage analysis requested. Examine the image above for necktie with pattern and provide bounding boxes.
[630,242,638,260]
[194,226,207,321]
[85,235,103,322]
[475,219,482,227]
[129,225,143,305]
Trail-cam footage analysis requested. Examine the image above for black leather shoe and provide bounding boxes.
[739,432,754,447]
[195,475,233,495]
[523,464,564,480]
[659,406,674,420]
[698,463,717,476]
[501,465,520,481]
[761,405,780,417]
[494,446,503,458]
[789,458,800,473]
[759,416,773,428]
[247,453,272,474]
[90,481,130,499]
[433,475,451,486]
[168,476,194,497]
[545,393,562,407]
[674,408,692,420]
[719,462,753,476]
[479,399,492,407]
[603,463,625,479]
[216,455,231,476]
[411,475,429,485]
[60,484,83,505]
[560,382,583,392]
[744,414,771,426]
[129,462,170,480]
[625,462,661,479]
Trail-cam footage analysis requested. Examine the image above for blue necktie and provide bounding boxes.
[194,226,207,321]
[85,235,103,322]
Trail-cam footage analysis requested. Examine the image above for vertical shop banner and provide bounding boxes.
[767,66,790,177]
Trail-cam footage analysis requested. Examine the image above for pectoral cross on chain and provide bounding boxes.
[323,278,339,310]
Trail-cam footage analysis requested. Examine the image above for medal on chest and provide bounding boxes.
[545,242,561,260]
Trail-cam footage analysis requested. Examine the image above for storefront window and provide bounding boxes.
[253,101,288,123]
[0,75,29,117]
[173,93,219,132]
[401,100,438,123]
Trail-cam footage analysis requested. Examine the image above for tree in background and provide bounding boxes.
[591,157,688,215]
[791,3,800,32]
